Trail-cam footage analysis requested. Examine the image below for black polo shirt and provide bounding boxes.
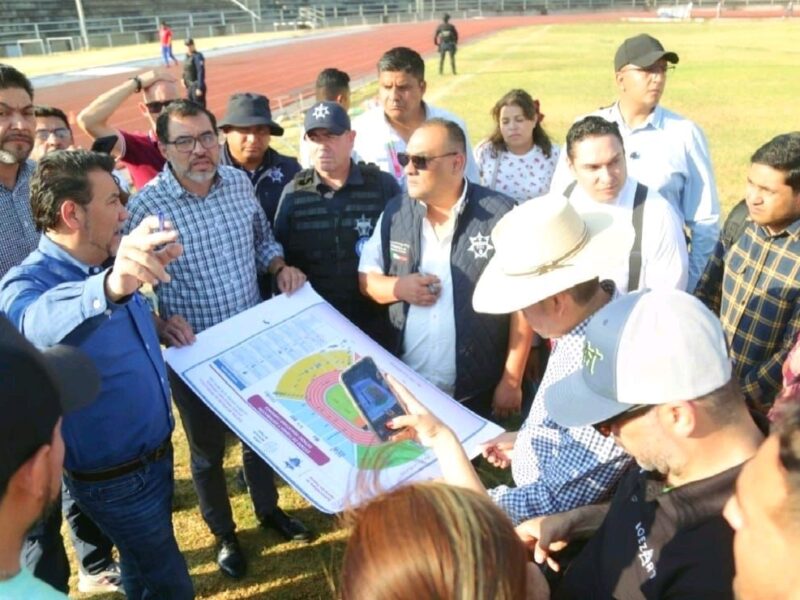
[555,463,739,599]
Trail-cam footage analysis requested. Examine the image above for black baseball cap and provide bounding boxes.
[0,317,100,494]
[304,101,351,136]
[219,93,284,136]
[614,33,679,71]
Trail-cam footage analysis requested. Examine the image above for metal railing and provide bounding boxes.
[0,0,789,57]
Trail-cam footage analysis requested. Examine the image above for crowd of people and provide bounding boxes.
[0,22,799,600]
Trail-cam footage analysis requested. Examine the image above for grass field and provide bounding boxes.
[67,18,798,600]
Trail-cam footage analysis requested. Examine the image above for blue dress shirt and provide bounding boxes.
[0,235,173,471]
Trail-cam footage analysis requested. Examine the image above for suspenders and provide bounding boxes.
[563,181,648,291]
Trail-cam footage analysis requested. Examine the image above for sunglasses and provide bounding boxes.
[593,404,653,437]
[397,151,458,170]
[145,100,176,115]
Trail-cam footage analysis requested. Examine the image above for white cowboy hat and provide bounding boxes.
[473,194,635,314]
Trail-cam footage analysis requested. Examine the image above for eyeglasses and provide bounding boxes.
[35,127,71,141]
[397,151,458,170]
[622,64,675,76]
[164,131,221,153]
[145,100,177,114]
[593,404,653,437]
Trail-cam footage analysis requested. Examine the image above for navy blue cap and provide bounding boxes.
[304,101,350,135]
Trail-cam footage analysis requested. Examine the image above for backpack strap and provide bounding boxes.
[627,183,648,292]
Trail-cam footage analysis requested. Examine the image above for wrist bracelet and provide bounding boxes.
[130,76,142,93]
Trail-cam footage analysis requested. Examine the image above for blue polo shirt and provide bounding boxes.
[0,235,173,471]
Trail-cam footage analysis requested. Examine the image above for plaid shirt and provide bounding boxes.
[125,164,283,334]
[0,160,39,278]
[695,219,800,407]
[488,283,632,525]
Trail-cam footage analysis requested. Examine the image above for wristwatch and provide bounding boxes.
[130,76,142,93]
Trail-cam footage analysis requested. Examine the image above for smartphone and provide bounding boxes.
[339,357,407,442]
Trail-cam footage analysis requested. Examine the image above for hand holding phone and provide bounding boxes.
[339,357,408,442]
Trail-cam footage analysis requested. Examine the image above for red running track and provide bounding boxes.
[34,9,786,148]
[34,13,641,148]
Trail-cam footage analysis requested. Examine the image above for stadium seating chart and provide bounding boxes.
[165,285,502,513]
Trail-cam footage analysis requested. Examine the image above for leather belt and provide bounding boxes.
[65,438,172,482]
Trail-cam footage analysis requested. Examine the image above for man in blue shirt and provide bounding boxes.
[551,33,720,289]
[0,317,100,600]
[0,150,194,599]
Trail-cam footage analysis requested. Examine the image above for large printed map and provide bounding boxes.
[166,286,502,513]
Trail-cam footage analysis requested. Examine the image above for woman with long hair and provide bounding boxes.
[475,89,560,203]
[339,481,546,599]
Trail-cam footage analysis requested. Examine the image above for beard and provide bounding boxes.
[0,134,34,164]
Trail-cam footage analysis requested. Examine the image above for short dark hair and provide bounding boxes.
[30,150,115,232]
[777,402,800,527]
[751,132,800,194]
[315,68,350,102]
[155,99,217,144]
[0,63,34,100]
[377,47,425,82]
[443,13,451,22]
[33,105,70,130]
[566,116,625,161]
[422,118,466,154]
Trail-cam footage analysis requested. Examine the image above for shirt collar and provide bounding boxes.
[312,159,365,190]
[39,234,105,276]
[0,159,34,193]
[161,160,225,199]
[612,102,664,132]
[417,178,469,216]
[759,217,800,241]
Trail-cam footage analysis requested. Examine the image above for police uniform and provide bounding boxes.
[183,48,206,108]
[274,162,401,346]
[434,17,459,74]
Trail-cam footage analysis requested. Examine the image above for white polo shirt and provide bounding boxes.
[570,177,689,293]
[352,102,479,190]
[358,182,470,395]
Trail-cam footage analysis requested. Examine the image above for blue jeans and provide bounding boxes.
[63,448,194,599]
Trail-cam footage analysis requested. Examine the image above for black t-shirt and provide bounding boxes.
[555,464,739,599]
[435,23,458,48]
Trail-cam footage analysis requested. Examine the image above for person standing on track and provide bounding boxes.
[159,23,178,67]
[434,13,459,75]
[182,38,206,108]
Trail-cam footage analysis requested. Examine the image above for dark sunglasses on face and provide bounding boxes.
[396,151,458,170]
[146,100,176,115]
[593,404,653,438]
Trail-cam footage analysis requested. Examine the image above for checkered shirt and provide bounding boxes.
[488,284,632,525]
[0,160,39,278]
[125,164,283,334]
[695,219,800,407]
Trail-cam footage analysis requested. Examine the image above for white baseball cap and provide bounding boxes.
[545,288,732,428]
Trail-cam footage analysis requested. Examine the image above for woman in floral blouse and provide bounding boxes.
[475,89,560,203]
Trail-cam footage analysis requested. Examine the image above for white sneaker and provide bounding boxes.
[77,562,123,594]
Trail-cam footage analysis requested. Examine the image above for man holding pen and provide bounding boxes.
[0,150,193,598]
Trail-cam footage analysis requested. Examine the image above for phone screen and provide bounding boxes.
[340,357,406,442]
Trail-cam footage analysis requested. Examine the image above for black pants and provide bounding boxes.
[169,369,279,537]
[439,46,457,74]
[186,83,207,108]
